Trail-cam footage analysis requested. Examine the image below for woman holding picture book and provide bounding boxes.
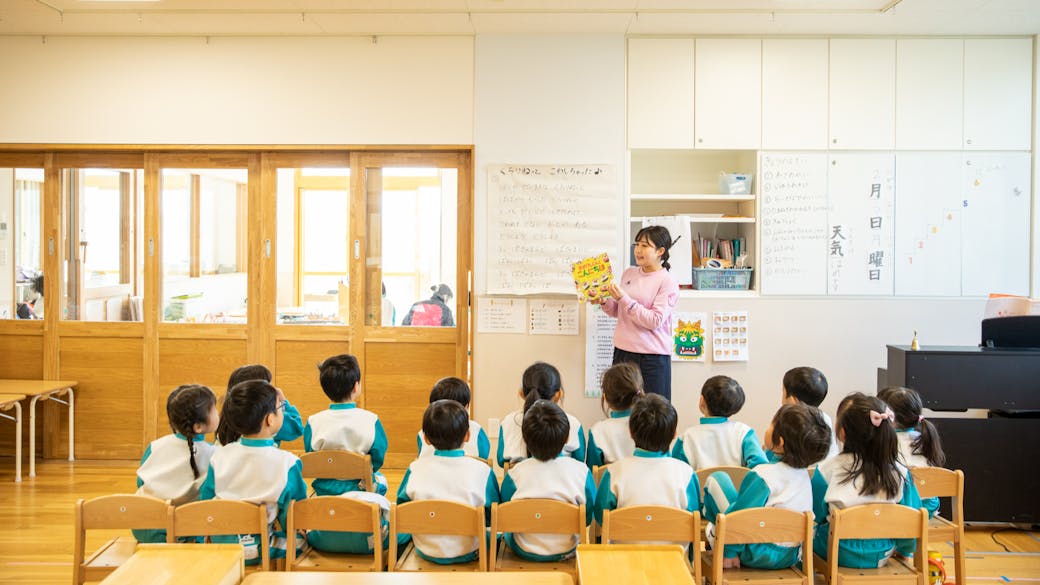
[591,225,680,401]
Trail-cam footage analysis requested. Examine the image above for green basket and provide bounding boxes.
[692,268,753,290]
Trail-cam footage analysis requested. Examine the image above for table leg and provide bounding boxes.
[28,395,39,478]
[14,402,21,483]
[67,388,75,462]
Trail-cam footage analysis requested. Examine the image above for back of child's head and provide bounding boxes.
[422,399,470,451]
[629,393,677,453]
[521,399,570,461]
[227,364,272,391]
[429,376,471,408]
[782,366,828,407]
[835,392,902,499]
[318,354,361,402]
[521,361,562,415]
[601,362,644,415]
[218,379,278,445]
[770,403,831,469]
[877,386,946,467]
[701,375,745,417]
[166,384,218,478]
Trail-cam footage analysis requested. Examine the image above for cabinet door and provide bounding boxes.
[695,38,761,149]
[896,39,964,149]
[628,38,695,149]
[961,153,1030,296]
[829,39,896,150]
[762,39,828,150]
[964,38,1032,150]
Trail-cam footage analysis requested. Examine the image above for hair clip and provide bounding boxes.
[869,409,894,427]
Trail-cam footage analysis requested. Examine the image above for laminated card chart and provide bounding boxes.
[475,297,527,334]
[760,153,829,295]
[712,311,749,362]
[529,300,579,335]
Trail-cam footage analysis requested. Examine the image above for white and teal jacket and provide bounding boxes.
[304,402,389,495]
[274,400,304,445]
[417,420,490,460]
[500,455,596,561]
[199,438,308,563]
[133,432,216,543]
[593,449,701,526]
[811,453,922,569]
[895,428,940,517]
[497,408,586,467]
[671,417,768,470]
[396,449,501,564]
[585,409,635,468]
[702,462,812,569]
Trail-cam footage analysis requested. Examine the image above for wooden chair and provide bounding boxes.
[72,494,173,585]
[703,508,814,584]
[696,466,751,493]
[489,500,587,574]
[389,500,487,572]
[601,505,702,584]
[286,495,385,572]
[911,467,966,585]
[814,503,928,585]
[171,500,271,571]
[300,450,374,493]
[591,465,606,541]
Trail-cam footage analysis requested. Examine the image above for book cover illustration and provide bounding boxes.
[571,253,613,302]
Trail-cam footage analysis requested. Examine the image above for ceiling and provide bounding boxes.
[0,0,1038,36]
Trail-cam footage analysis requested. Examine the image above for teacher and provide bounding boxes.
[592,225,680,401]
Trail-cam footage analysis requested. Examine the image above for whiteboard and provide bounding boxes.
[827,153,895,295]
[760,152,829,294]
[960,153,1031,296]
[894,153,963,296]
[486,164,618,295]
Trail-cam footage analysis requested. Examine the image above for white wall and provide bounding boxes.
[0,36,473,145]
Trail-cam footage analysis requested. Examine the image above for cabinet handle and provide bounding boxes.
[966,139,973,145]
[697,138,703,144]
[832,138,838,144]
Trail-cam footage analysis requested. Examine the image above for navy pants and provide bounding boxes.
[612,348,671,402]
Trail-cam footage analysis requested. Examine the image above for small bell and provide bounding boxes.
[910,330,920,351]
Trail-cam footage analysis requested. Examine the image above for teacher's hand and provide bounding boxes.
[607,283,624,300]
[588,296,606,305]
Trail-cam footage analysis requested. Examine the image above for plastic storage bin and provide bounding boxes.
[719,172,753,195]
[692,268,753,290]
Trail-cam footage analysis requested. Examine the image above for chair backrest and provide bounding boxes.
[300,450,374,493]
[601,505,700,544]
[695,466,751,491]
[713,508,813,583]
[171,500,270,570]
[831,503,927,541]
[389,500,487,571]
[911,467,963,500]
[74,494,174,584]
[489,500,586,571]
[592,465,606,487]
[286,496,383,571]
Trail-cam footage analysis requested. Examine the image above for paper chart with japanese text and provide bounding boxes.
[712,311,749,362]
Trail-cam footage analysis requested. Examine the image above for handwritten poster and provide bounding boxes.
[528,300,580,335]
[827,154,895,295]
[475,297,527,333]
[760,153,829,295]
[672,312,707,363]
[486,164,618,295]
[585,304,617,398]
[712,311,749,362]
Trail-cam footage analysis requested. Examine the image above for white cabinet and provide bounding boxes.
[963,38,1033,150]
[896,39,964,149]
[695,39,761,150]
[829,39,896,150]
[627,38,695,149]
[762,39,829,150]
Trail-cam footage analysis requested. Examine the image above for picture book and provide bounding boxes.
[572,253,613,302]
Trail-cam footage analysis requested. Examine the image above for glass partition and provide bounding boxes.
[1,168,43,319]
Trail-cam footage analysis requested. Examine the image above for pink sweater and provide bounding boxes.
[602,266,680,356]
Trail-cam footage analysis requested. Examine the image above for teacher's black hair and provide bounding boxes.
[634,225,674,271]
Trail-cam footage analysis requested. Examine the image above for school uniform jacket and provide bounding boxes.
[671,417,768,470]
[499,456,597,561]
[304,402,389,495]
[593,449,701,526]
[417,420,491,460]
[585,410,635,468]
[497,408,586,467]
[199,438,308,562]
[702,462,812,569]
[895,428,940,517]
[811,452,922,569]
[133,432,216,543]
[274,400,304,445]
[396,449,501,564]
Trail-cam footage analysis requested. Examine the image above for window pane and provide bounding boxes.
[276,168,349,325]
[62,168,144,321]
[1,168,43,320]
[161,168,247,324]
[366,167,457,327]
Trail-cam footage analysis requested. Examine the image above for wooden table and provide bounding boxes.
[0,394,25,482]
[576,544,695,585]
[241,572,574,585]
[99,543,244,585]
[0,379,77,477]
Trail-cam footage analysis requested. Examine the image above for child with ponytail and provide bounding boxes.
[878,386,946,517]
[811,392,922,569]
[497,362,585,468]
[586,362,644,468]
[133,384,219,543]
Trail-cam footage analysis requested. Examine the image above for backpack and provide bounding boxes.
[405,301,444,327]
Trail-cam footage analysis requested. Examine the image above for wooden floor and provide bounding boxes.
[0,459,1038,584]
